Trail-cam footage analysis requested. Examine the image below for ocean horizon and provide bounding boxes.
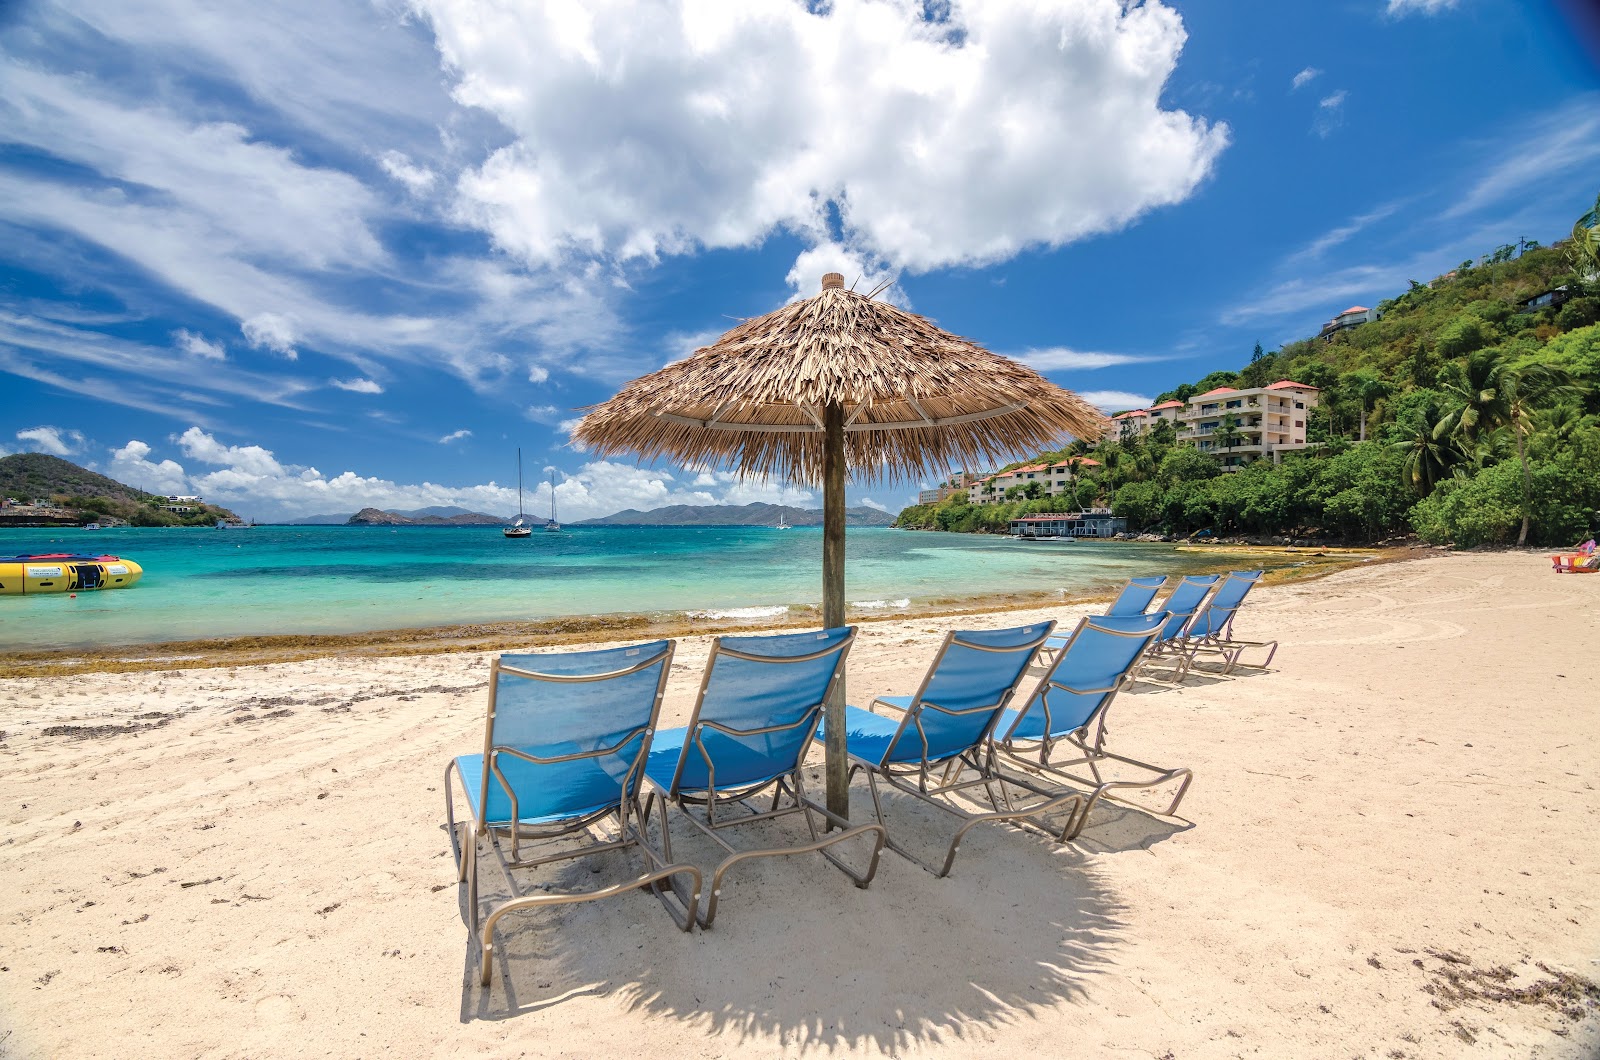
[1,525,1309,650]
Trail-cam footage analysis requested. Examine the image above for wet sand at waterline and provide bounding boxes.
[2,551,1596,1058]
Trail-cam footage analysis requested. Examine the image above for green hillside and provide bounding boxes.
[897,192,1600,547]
[0,453,239,527]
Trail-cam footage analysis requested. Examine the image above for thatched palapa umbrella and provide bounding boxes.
[575,274,1106,818]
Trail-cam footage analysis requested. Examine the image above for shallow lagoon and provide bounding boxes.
[0,525,1305,649]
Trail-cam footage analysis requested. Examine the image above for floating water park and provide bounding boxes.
[0,553,143,594]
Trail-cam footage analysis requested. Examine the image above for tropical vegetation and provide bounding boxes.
[895,192,1600,548]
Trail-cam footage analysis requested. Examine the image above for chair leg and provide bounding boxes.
[477,862,703,986]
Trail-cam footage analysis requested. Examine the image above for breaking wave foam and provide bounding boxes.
[686,605,791,620]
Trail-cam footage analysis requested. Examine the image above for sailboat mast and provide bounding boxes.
[517,448,525,517]
[549,469,557,522]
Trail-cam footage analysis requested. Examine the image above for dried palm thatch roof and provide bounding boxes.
[575,275,1106,484]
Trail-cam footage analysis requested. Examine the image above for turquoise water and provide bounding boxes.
[0,525,1279,650]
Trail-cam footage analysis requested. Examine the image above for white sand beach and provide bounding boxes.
[2,550,1597,1058]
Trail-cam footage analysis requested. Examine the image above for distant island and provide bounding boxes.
[574,502,895,527]
[345,507,509,526]
[0,453,240,527]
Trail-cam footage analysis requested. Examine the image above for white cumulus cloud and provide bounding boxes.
[106,439,189,494]
[241,312,299,359]
[15,425,86,456]
[526,364,550,384]
[858,497,890,513]
[420,0,1228,275]
[1291,67,1321,90]
[439,429,472,444]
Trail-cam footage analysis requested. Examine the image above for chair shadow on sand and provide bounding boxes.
[456,770,1188,1053]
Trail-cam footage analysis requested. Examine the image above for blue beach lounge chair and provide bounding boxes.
[1174,570,1278,674]
[992,613,1191,839]
[644,627,887,928]
[1138,574,1221,680]
[819,622,1086,878]
[1037,576,1168,666]
[445,640,701,986]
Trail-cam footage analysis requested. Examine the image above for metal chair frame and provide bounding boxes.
[992,615,1192,839]
[846,625,1087,878]
[650,630,887,927]
[445,644,701,986]
[1172,572,1279,675]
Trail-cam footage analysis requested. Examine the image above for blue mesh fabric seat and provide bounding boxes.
[1138,574,1221,679]
[642,627,885,928]
[445,640,700,986]
[815,622,1089,878]
[992,613,1191,839]
[1173,570,1277,674]
[1040,576,1169,660]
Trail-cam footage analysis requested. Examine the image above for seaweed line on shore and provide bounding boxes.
[0,546,1415,678]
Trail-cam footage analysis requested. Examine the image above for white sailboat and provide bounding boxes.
[774,511,792,529]
[544,469,561,532]
[504,449,533,538]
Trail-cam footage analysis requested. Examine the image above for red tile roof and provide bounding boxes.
[1266,379,1320,391]
[1050,458,1100,468]
[1337,305,1369,316]
[1113,409,1148,419]
[1149,400,1185,410]
[1194,387,1238,398]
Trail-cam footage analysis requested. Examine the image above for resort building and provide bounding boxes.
[967,458,1100,506]
[1517,285,1574,314]
[1318,304,1380,340]
[1177,381,1320,470]
[918,471,985,505]
[1105,399,1183,441]
[1099,381,1320,472]
[1008,510,1127,539]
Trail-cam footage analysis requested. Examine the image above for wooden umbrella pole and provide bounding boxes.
[822,401,849,820]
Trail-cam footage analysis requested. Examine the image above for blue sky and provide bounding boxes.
[2,0,1597,521]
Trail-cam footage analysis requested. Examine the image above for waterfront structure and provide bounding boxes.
[1008,510,1126,538]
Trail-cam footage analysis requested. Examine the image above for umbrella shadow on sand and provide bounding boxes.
[458,781,1186,1053]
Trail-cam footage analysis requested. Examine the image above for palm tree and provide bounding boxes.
[1440,350,1583,544]
[1569,189,1600,284]
[1345,369,1395,442]
[1215,415,1242,456]
[1389,400,1462,496]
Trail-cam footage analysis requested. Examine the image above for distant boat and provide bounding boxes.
[774,512,792,529]
[83,522,101,531]
[505,449,533,538]
[544,469,561,532]
[214,518,251,529]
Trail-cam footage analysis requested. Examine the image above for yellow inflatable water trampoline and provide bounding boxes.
[0,553,144,595]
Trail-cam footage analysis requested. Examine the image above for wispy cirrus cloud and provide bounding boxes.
[1011,348,1169,372]
[1078,390,1155,412]
[1385,0,1459,17]
[1314,90,1348,138]
[1292,67,1322,90]
[1285,202,1404,264]
[1443,98,1600,219]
